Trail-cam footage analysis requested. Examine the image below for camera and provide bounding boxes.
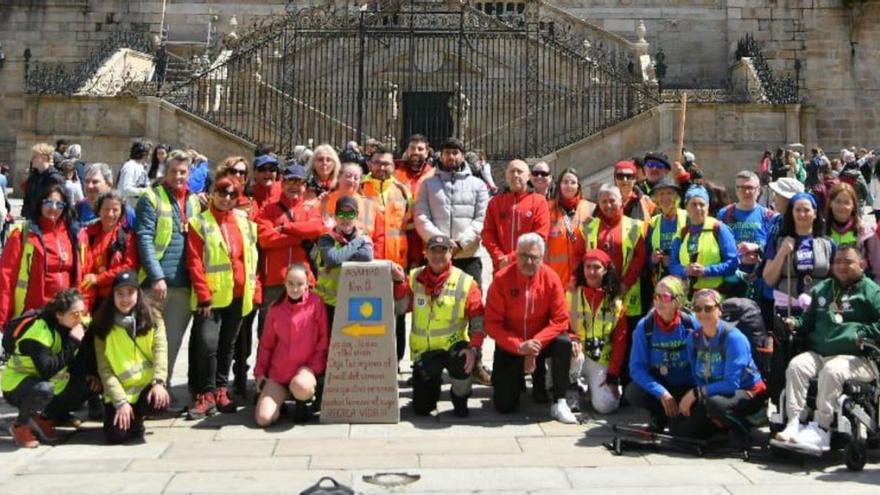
[584,337,605,361]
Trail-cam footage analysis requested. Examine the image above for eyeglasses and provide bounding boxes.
[42,199,66,210]
[516,252,543,263]
[735,185,758,191]
[654,293,675,304]
[215,190,239,199]
[231,168,247,176]
[691,304,717,313]
[614,173,636,181]
[531,170,550,178]
[336,209,357,220]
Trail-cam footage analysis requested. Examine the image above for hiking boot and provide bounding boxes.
[55,412,83,428]
[214,387,237,414]
[186,392,217,420]
[9,423,39,448]
[29,415,58,443]
[472,363,492,386]
[291,400,312,423]
[450,393,469,418]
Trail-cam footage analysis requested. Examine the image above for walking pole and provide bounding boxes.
[786,253,793,319]
[676,92,688,161]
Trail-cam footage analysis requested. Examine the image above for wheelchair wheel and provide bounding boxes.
[845,440,867,472]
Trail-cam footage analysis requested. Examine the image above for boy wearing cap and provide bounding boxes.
[392,234,485,417]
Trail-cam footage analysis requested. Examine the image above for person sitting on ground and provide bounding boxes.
[392,234,485,417]
[566,249,627,414]
[672,289,767,446]
[485,233,575,423]
[626,276,696,432]
[2,289,91,448]
[254,263,329,426]
[774,246,880,452]
[92,271,170,444]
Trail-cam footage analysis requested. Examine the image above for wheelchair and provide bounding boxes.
[768,336,880,471]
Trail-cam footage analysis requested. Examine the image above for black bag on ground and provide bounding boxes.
[2,309,42,356]
[300,477,354,495]
[720,298,771,379]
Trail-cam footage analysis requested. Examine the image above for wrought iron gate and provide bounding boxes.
[167,3,659,160]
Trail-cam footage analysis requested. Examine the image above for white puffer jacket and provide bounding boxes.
[414,164,489,259]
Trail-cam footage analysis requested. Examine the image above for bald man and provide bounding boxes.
[482,160,551,272]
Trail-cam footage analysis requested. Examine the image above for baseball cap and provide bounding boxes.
[651,176,680,193]
[281,164,307,180]
[426,235,455,249]
[112,270,139,291]
[253,154,279,169]
[336,195,359,214]
[768,177,804,199]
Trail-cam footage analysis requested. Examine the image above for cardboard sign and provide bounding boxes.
[321,261,400,424]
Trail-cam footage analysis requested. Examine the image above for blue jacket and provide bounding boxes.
[187,160,211,194]
[75,201,136,227]
[686,323,762,396]
[629,311,696,399]
[669,221,738,279]
[135,185,197,287]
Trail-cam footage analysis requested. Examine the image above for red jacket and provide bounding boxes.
[574,212,647,290]
[254,290,329,383]
[251,181,282,215]
[482,191,550,270]
[0,218,87,328]
[188,206,260,305]
[485,262,569,355]
[573,287,628,377]
[256,194,326,288]
[83,221,139,310]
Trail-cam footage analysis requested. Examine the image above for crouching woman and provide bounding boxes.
[92,271,170,444]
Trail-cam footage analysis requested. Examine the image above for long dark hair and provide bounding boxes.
[148,143,170,180]
[90,287,157,339]
[41,289,84,328]
[37,183,75,224]
[553,168,581,201]
[781,196,825,238]
[573,261,621,299]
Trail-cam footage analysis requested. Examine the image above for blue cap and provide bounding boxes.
[253,154,279,169]
[282,164,307,180]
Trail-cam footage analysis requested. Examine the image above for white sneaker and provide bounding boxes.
[794,421,831,452]
[775,419,803,442]
[551,398,578,424]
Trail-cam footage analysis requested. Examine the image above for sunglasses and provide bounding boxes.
[691,303,717,313]
[615,173,636,181]
[215,190,240,199]
[231,168,247,176]
[531,170,550,178]
[645,160,667,170]
[283,177,305,184]
[654,293,675,304]
[336,209,357,220]
[42,199,66,210]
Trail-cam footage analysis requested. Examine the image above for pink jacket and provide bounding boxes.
[254,291,329,383]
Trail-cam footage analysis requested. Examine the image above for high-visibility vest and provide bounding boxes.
[648,209,688,282]
[188,209,258,315]
[1,319,71,395]
[582,216,644,316]
[409,266,474,361]
[677,217,724,290]
[566,288,624,367]
[545,199,593,285]
[394,165,434,231]
[362,176,410,266]
[139,186,201,282]
[314,238,343,307]
[101,324,155,404]
[830,228,858,247]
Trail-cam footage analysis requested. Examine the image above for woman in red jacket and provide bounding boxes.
[254,263,329,426]
[0,184,88,330]
[82,190,139,311]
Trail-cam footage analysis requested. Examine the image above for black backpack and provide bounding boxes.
[2,309,42,356]
[720,297,771,379]
[643,308,697,342]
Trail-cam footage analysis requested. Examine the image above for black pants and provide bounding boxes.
[669,389,768,439]
[395,314,406,364]
[190,299,244,393]
[452,257,483,289]
[624,381,691,429]
[4,375,91,424]
[232,309,257,383]
[411,342,469,415]
[492,334,571,413]
[102,385,163,444]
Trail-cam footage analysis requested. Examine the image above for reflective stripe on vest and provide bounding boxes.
[314,239,343,307]
[566,289,623,367]
[582,216,644,315]
[139,187,201,282]
[678,217,723,290]
[649,210,688,253]
[409,266,473,361]
[103,324,155,404]
[0,319,70,395]
[188,209,258,315]
[11,222,35,317]
[363,178,410,266]
[545,200,592,284]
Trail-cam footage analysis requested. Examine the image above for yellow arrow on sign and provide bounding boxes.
[341,323,386,338]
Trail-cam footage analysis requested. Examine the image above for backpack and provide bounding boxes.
[643,307,697,343]
[722,204,775,225]
[720,297,771,379]
[2,309,42,356]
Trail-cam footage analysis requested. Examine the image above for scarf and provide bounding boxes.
[416,264,452,300]
[653,310,682,333]
[559,194,581,212]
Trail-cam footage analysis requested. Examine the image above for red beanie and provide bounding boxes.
[583,249,612,266]
[614,160,637,174]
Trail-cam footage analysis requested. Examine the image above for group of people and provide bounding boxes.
[1,137,878,460]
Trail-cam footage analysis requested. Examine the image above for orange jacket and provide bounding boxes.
[362,176,411,267]
[545,198,594,286]
[482,191,550,271]
[394,162,434,267]
[485,263,569,355]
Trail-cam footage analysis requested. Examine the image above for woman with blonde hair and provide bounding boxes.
[306,144,341,200]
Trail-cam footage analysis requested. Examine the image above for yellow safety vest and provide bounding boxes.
[101,324,155,404]
[1,319,71,395]
[314,238,343,307]
[582,216,644,316]
[566,288,624,367]
[409,266,474,361]
[677,217,724,290]
[9,222,35,318]
[188,209,259,315]
[649,210,688,253]
[139,186,201,282]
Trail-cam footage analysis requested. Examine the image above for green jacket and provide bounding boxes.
[797,276,880,356]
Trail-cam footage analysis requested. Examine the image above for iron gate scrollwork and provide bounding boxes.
[167,3,659,160]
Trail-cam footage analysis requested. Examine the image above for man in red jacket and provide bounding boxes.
[482,160,551,272]
[485,232,577,423]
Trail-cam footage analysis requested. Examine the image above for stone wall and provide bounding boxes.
[14,95,253,189]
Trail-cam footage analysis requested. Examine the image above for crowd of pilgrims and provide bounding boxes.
[0,137,878,458]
